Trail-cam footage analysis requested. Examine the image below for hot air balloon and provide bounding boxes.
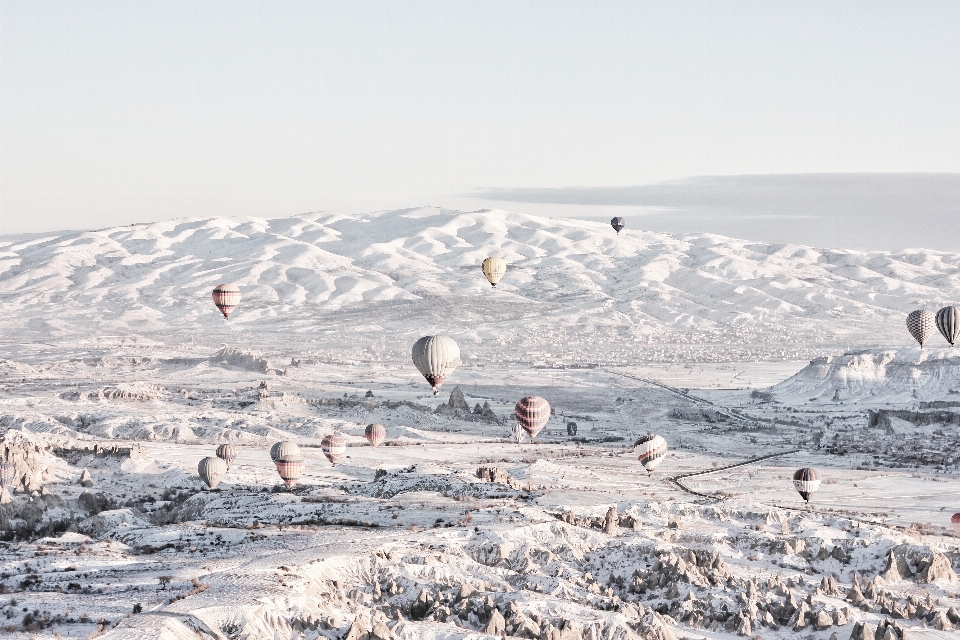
[515,396,551,439]
[936,306,960,347]
[951,513,960,536]
[216,444,237,470]
[212,283,241,319]
[0,462,15,491]
[611,217,625,234]
[634,434,668,475]
[481,257,507,288]
[270,441,300,463]
[411,335,461,395]
[275,456,305,488]
[365,424,386,448]
[907,310,936,348]
[198,456,227,490]
[793,468,821,502]
[321,434,346,466]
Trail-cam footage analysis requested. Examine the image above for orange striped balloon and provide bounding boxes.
[212,283,241,319]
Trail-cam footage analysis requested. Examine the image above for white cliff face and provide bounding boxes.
[772,348,960,404]
[0,431,45,492]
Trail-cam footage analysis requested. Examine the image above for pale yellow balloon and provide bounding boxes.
[481,256,507,287]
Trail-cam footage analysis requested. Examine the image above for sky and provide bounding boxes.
[2,1,960,248]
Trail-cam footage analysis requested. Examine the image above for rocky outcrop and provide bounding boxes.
[435,388,500,423]
[0,432,45,492]
[475,466,533,491]
[603,506,618,535]
[210,347,274,375]
[485,609,505,635]
[447,387,469,411]
[636,611,677,640]
[630,549,732,590]
[881,545,958,583]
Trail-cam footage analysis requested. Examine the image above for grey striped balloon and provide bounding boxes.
[216,444,237,469]
[936,306,960,347]
[411,335,461,395]
[907,310,936,348]
[270,441,300,462]
[198,456,227,490]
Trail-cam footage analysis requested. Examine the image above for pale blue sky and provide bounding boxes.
[3,1,960,240]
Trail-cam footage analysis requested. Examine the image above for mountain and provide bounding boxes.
[1,207,959,364]
[770,348,960,405]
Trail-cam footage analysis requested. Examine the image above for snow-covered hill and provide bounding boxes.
[2,207,959,363]
[770,347,960,404]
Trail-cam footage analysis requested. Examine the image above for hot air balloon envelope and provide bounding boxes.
[321,434,346,466]
[212,283,241,319]
[412,335,461,394]
[276,456,305,488]
[634,434,668,474]
[952,513,960,536]
[216,444,237,469]
[907,310,935,348]
[793,468,821,502]
[611,217,625,234]
[481,257,507,287]
[515,396,551,438]
[199,456,228,490]
[365,424,386,448]
[936,306,960,347]
[270,441,300,462]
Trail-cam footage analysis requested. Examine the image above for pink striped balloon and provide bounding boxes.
[364,424,386,448]
[275,456,304,488]
[321,434,346,465]
[515,396,551,438]
[212,283,241,319]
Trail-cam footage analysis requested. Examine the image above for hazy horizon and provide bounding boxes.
[4,1,960,241]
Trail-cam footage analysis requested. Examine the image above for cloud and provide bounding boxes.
[471,173,960,252]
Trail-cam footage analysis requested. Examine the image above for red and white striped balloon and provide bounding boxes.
[275,456,304,488]
[515,396,551,439]
[212,283,241,319]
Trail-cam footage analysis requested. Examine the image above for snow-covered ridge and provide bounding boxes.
[1,207,958,358]
[771,347,960,404]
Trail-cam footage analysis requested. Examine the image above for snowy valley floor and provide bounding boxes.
[1,344,960,639]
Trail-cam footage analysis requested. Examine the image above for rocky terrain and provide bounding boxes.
[2,210,960,638]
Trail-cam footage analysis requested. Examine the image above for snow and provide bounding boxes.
[1,208,960,638]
